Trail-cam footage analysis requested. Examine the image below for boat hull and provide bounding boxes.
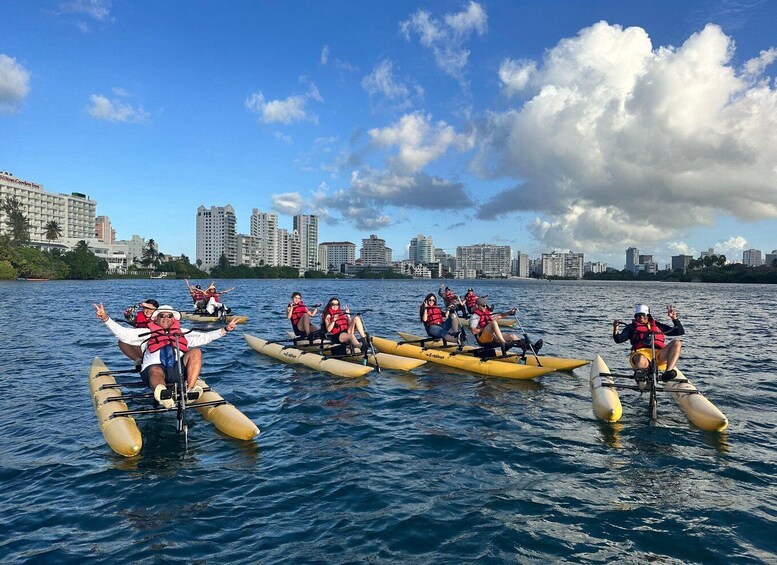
[181,313,249,324]
[396,332,588,371]
[589,355,623,423]
[372,336,554,380]
[245,334,373,378]
[89,357,143,457]
[284,332,426,371]
[190,379,260,440]
[663,368,728,431]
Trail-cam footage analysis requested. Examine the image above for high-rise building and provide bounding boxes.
[584,261,608,274]
[250,209,278,266]
[456,244,511,277]
[196,204,237,270]
[511,252,529,277]
[742,249,763,267]
[765,250,777,268]
[294,214,319,270]
[0,171,96,245]
[625,247,639,273]
[95,215,115,245]
[361,234,392,266]
[319,241,356,272]
[541,251,584,278]
[277,228,301,268]
[114,235,146,265]
[408,234,434,263]
[671,254,693,273]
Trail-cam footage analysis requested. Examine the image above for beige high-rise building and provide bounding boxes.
[456,244,511,277]
[319,241,356,272]
[360,234,392,266]
[293,214,319,270]
[95,215,115,245]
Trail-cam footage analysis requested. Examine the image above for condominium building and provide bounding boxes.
[456,244,511,278]
[114,235,146,265]
[250,209,278,266]
[277,228,301,268]
[237,234,261,267]
[293,214,319,270]
[541,250,584,279]
[671,254,693,273]
[408,234,434,263]
[95,215,115,245]
[511,252,529,277]
[765,250,777,267]
[742,248,763,267]
[625,247,639,273]
[360,234,392,266]
[584,261,608,274]
[0,171,96,244]
[196,204,237,270]
[319,241,356,272]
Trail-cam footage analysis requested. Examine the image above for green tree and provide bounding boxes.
[141,239,162,268]
[0,259,17,279]
[63,240,108,279]
[218,252,230,270]
[44,220,62,241]
[1,196,31,245]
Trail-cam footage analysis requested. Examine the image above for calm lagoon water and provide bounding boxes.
[0,278,774,563]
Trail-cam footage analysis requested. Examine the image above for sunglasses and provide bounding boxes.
[428,299,436,302]
[331,302,340,306]
[157,313,175,319]
[635,313,647,318]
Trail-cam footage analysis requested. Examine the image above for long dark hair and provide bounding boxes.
[321,297,340,331]
[419,293,437,321]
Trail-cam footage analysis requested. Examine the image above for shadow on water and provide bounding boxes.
[596,421,624,449]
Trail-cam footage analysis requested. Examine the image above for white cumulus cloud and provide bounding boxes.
[472,21,777,251]
[0,55,31,114]
[400,1,487,82]
[362,59,410,102]
[87,93,149,123]
[271,192,305,215]
[368,112,473,173]
[245,81,323,125]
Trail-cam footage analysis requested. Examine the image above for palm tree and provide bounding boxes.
[141,239,162,268]
[44,220,62,241]
[1,196,31,245]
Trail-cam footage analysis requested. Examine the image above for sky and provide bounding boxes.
[2,0,776,268]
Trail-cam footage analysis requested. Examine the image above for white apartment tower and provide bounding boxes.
[196,204,237,270]
[319,241,356,272]
[277,228,301,268]
[742,249,763,267]
[0,171,96,244]
[293,214,319,270]
[456,244,512,277]
[408,234,434,263]
[625,247,639,273]
[360,234,392,266]
[541,250,584,279]
[250,209,278,266]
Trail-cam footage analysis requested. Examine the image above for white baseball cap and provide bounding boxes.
[634,304,649,315]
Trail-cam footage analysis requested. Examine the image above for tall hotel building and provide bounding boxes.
[250,209,278,266]
[0,171,96,244]
[196,204,237,270]
[293,214,319,270]
[408,234,434,263]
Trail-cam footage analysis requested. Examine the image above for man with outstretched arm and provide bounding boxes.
[468,298,542,357]
[93,303,238,408]
[612,304,684,382]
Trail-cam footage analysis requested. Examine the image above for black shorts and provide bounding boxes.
[140,364,186,387]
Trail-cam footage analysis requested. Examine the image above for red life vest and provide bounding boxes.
[325,309,349,335]
[630,319,666,350]
[192,289,206,303]
[442,290,457,306]
[465,293,478,309]
[206,290,219,301]
[135,311,152,329]
[423,306,444,328]
[146,321,189,353]
[290,302,309,325]
[472,307,493,328]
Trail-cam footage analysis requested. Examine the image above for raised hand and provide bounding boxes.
[93,303,109,321]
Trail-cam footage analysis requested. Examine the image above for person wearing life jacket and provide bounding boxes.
[613,304,684,381]
[438,284,467,318]
[203,282,235,317]
[287,292,321,339]
[119,299,159,365]
[468,298,542,356]
[185,279,209,311]
[321,296,370,353]
[463,288,478,315]
[421,292,465,345]
[94,303,238,409]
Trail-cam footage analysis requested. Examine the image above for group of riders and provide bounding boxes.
[93,280,687,408]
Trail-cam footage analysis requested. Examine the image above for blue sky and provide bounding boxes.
[2,0,776,268]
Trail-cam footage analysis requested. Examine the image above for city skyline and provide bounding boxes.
[3,1,777,268]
